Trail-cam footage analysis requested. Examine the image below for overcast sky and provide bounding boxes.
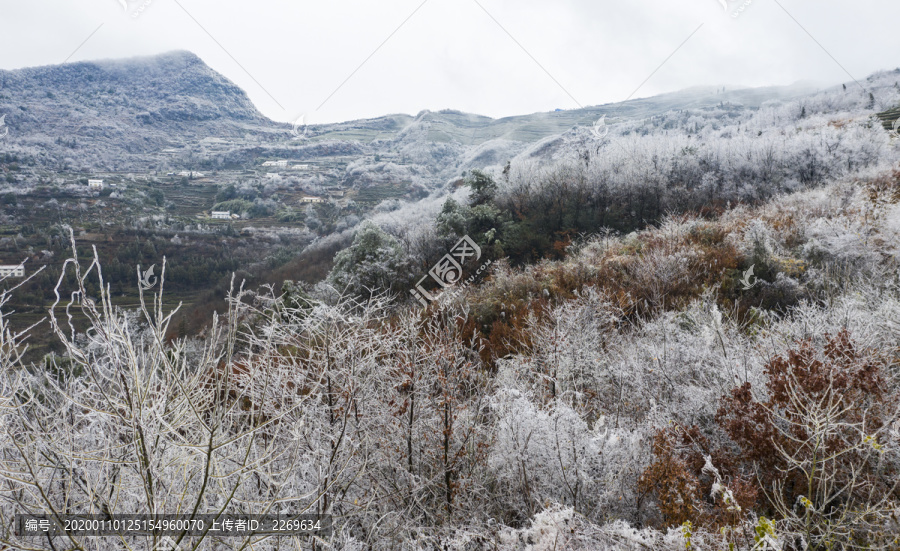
[1,1,898,124]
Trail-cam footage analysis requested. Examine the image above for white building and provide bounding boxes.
[178,171,205,178]
[211,211,231,220]
[300,196,325,204]
[262,160,289,168]
[291,164,310,170]
[266,173,280,179]
[88,179,104,190]
[0,265,24,278]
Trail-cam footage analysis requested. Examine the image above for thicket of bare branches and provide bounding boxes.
[2,166,900,550]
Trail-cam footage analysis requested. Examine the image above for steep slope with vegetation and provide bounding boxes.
[2,166,899,549]
[2,67,900,550]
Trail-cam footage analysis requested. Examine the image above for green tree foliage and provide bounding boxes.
[212,199,254,215]
[436,167,642,265]
[277,280,315,321]
[147,188,165,206]
[216,184,238,203]
[467,168,498,206]
[435,171,510,261]
[327,221,413,300]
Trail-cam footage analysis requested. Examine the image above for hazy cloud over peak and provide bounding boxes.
[1,0,897,124]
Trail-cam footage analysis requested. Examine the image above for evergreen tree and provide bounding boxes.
[327,222,412,300]
[466,169,497,206]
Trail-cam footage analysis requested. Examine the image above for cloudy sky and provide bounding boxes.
[1,0,898,124]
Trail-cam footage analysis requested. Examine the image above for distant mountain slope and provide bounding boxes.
[0,50,835,178]
[0,51,277,168]
[310,83,821,146]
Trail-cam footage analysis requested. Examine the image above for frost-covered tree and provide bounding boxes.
[327,221,413,300]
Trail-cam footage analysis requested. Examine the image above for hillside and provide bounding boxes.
[1,54,896,356]
[1,50,822,183]
[2,166,899,550]
[2,50,900,550]
[0,51,277,169]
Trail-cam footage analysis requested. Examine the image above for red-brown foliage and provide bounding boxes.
[638,425,758,529]
[459,221,743,367]
[642,331,895,529]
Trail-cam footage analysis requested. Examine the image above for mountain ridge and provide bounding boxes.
[1,50,869,201]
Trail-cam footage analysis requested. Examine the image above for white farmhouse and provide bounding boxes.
[262,160,289,168]
[300,196,325,204]
[0,265,25,278]
[88,179,104,190]
[211,211,231,220]
[178,171,205,178]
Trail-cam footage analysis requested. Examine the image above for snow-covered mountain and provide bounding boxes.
[1,50,827,187]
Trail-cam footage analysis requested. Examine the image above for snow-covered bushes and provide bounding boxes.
[3,160,900,548]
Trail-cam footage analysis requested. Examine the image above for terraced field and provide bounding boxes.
[876,106,900,131]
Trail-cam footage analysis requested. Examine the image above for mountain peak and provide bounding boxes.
[0,50,274,169]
